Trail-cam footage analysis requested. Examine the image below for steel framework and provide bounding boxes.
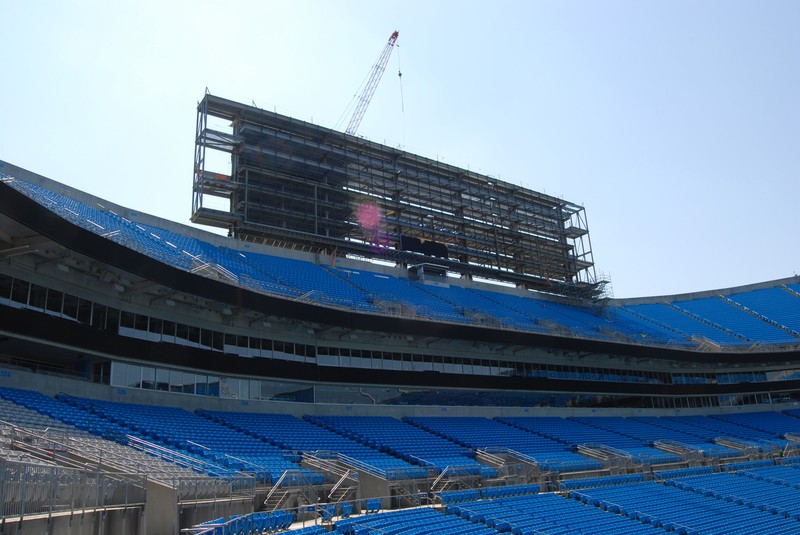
[192,94,599,297]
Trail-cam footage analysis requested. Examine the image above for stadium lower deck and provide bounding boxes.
[2,161,800,534]
[1,381,800,534]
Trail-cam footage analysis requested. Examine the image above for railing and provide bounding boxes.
[123,436,255,500]
[714,436,760,457]
[577,443,635,471]
[784,432,800,443]
[336,454,389,480]
[328,469,358,502]
[504,448,541,466]
[429,464,483,493]
[0,458,146,519]
[653,439,704,463]
[127,436,220,476]
[475,448,508,467]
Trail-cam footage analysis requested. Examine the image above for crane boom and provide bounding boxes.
[346,30,399,135]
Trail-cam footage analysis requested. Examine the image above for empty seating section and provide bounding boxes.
[469,289,613,339]
[662,415,786,452]
[0,388,231,497]
[727,287,800,336]
[710,410,800,438]
[341,269,470,323]
[406,416,602,472]
[665,471,800,519]
[0,387,126,438]
[621,303,746,346]
[501,416,680,465]
[573,480,800,533]
[193,510,298,535]
[308,415,492,477]
[133,225,301,299]
[463,287,550,331]
[610,306,694,346]
[448,492,664,535]
[675,296,797,345]
[202,411,427,480]
[629,416,740,458]
[335,506,497,535]
[83,399,316,483]
[568,416,682,464]
[0,390,93,437]
[8,175,800,349]
[10,382,800,532]
[243,253,377,311]
[736,463,800,488]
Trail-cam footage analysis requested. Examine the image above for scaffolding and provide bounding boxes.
[192,93,599,297]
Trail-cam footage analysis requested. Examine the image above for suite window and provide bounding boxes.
[28,283,46,310]
[0,273,12,300]
[63,293,80,320]
[45,289,63,314]
[10,279,29,304]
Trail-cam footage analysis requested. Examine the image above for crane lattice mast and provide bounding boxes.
[346,30,399,135]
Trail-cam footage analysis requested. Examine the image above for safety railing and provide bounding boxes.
[0,458,146,519]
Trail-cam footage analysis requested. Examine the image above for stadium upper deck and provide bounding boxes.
[2,159,800,410]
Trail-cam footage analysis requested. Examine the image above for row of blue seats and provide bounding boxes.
[559,473,644,490]
[654,466,715,480]
[335,506,495,535]
[192,510,296,535]
[480,483,539,499]
[438,489,480,505]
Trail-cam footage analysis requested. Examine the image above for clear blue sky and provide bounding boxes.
[2,0,799,298]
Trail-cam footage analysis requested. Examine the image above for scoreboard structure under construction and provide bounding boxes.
[192,93,598,297]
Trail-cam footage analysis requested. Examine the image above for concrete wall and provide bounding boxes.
[0,507,143,535]
[3,365,799,420]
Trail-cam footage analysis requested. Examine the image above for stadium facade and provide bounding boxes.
[1,94,800,534]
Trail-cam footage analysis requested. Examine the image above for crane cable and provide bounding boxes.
[397,45,406,146]
[397,45,405,113]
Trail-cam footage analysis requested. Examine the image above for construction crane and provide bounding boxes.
[346,30,399,136]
